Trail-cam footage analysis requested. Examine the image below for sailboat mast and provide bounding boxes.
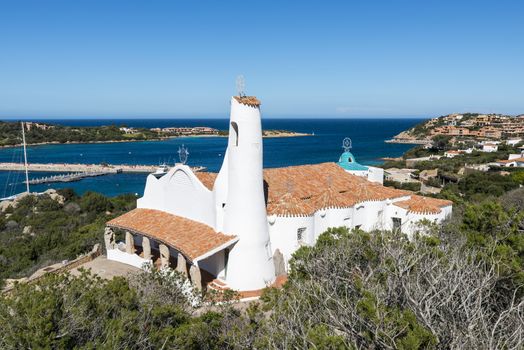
[21,122,30,193]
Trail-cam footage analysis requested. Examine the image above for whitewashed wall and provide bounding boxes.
[199,249,226,279]
[138,165,216,229]
[268,215,313,268]
[107,249,151,269]
[367,167,384,184]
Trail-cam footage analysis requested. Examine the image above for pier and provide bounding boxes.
[0,163,206,174]
[26,172,110,185]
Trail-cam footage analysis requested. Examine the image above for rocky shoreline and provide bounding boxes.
[385,138,431,145]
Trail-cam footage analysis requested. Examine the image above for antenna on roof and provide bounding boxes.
[177,144,189,165]
[342,137,352,152]
[236,75,245,97]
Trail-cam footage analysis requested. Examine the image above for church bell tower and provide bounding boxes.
[221,86,275,291]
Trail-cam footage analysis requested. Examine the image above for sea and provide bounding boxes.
[0,118,423,197]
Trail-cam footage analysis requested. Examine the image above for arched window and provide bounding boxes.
[231,122,239,146]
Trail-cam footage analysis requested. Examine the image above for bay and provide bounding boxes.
[0,118,422,197]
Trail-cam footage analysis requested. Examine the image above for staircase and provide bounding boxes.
[207,278,229,292]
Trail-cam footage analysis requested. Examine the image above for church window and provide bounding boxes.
[231,122,239,146]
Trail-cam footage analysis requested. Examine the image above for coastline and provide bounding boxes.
[0,131,312,149]
[384,138,431,145]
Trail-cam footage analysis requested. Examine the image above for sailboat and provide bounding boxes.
[0,122,30,200]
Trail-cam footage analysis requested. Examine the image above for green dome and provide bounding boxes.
[337,151,369,171]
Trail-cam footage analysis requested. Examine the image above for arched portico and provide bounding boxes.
[105,208,238,291]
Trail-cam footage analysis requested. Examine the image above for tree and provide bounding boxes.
[79,191,113,213]
[511,170,524,185]
[431,135,452,150]
[261,227,524,349]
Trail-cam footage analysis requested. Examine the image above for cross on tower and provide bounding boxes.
[178,144,189,165]
[342,137,352,152]
[236,75,245,97]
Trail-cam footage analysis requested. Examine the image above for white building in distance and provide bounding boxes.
[105,95,452,295]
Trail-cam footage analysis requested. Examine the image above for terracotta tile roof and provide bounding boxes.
[309,187,359,210]
[264,162,370,202]
[195,162,415,213]
[267,192,314,216]
[233,95,261,107]
[195,172,217,190]
[497,157,524,163]
[107,208,237,261]
[393,195,452,214]
[264,163,411,205]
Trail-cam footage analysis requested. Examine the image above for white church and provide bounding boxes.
[105,94,452,295]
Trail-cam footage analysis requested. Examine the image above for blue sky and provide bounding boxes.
[0,0,523,118]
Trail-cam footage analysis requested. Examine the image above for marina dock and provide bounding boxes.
[0,163,206,174]
[26,172,110,185]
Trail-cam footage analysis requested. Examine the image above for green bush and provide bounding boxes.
[0,190,135,283]
[384,180,421,192]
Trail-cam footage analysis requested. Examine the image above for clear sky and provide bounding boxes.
[1,0,523,118]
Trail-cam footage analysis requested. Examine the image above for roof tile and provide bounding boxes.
[393,195,452,214]
[107,208,237,261]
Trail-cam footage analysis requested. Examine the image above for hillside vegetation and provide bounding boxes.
[0,181,523,348]
[0,190,136,285]
[0,122,160,146]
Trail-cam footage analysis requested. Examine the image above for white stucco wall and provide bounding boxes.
[367,166,384,184]
[268,215,313,269]
[312,207,353,239]
[351,202,368,230]
[107,249,151,269]
[138,165,216,229]
[213,148,229,232]
[345,167,384,184]
[199,249,226,279]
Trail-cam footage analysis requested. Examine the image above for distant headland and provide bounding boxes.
[0,121,311,148]
[386,113,524,144]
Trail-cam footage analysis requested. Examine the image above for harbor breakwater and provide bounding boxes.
[0,163,206,174]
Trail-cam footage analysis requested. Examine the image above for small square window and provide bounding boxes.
[297,227,306,243]
[392,217,402,231]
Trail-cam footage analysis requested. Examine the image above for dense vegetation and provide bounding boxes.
[383,179,421,192]
[0,121,299,146]
[0,121,164,146]
[0,190,136,285]
[1,188,523,348]
[0,139,523,348]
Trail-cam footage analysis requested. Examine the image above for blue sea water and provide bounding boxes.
[0,118,423,197]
